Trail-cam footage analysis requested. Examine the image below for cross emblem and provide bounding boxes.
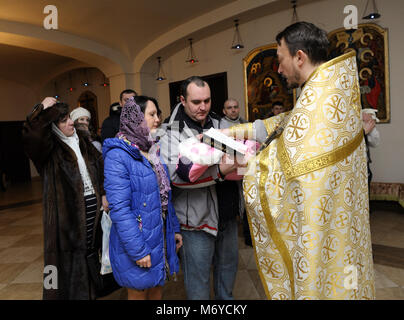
[315,196,331,225]
[301,90,315,105]
[336,213,348,228]
[261,257,282,278]
[252,219,266,243]
[322,236,337,262]
[317,129,333,146]
[326,273,344,297]
[272,173,284,198]
[296,254,309,280]
[349,116,356,131]
[293,188,304,204]
[341,138,351,165]
[344,250,354,265]
[350,217,361,242]
[330,173,341,189]
[340,74,350,89]
[284,210,297,235]
[326,95,346,123]
[244,184,256,202]
[345,180,355,205]
[287,114,307,141]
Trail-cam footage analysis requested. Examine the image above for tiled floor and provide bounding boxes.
[0,179,403,300]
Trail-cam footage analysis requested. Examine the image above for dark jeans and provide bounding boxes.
[179,218,239,300]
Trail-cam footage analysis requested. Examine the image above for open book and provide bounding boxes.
[202,128,248,157]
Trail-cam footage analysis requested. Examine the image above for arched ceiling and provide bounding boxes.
[0,0,321,89]
[0,0,238,62]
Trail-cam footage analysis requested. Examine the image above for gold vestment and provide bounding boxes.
[239,51,375,299]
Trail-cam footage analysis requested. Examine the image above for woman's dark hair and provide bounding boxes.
[53,102,70,123]
[276,21,329,64]
[134,95,161,115]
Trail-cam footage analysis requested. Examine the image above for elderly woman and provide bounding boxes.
[103,96,182,300]
[22,97,109,300]
[70,106,102,153]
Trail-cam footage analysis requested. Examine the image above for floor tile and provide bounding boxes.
[0,246,42,264]
[0,235,25,249]
[0,225,41,237]
[9,234,43,248]
[374,266,399,289]
[11,259,44,284]
[9,215,42,227]
[374,264,404,287]
[375,287,404,300]
[0,283,43,300]
[0,263,30,284]
[233,269,261,300]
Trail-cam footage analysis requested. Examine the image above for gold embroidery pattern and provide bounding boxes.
[278,129,364,181]
[243,52,375,300]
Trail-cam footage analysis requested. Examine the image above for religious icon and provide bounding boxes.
[328,23,390,123]
[243,44,295,122]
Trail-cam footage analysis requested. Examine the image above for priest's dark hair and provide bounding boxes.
[276,21,329,64]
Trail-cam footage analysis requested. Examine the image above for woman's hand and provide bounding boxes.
[175,233,183,252]
[136,254,151,268]
[102,195,109,212]
[41,97,57,110]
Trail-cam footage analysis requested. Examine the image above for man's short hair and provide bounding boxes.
[180,76,207,100]
[224,98,239,107]
[119,89,137,101]
[276,21,329,65]
[272,101,284,108]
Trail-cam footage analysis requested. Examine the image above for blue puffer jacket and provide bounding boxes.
[103,138,180,290]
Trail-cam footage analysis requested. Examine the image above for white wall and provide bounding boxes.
[0,78,39,121]
[141,0,404,184]
[41,67,111,128]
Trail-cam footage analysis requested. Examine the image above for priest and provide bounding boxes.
[224,22,375,300]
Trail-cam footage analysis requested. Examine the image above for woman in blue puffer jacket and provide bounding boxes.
[103,96,182,300]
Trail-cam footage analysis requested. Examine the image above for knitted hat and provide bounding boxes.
[70,107,91,122]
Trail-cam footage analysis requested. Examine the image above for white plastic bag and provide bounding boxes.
[100,210,113,275]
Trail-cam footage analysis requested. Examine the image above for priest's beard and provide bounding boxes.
[285,65,301,89]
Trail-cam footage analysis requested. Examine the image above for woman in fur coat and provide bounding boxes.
[22,97,108,300]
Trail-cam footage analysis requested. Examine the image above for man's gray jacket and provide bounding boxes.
[158,103,223,236]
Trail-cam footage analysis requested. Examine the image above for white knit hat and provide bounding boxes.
[70,107,91,122]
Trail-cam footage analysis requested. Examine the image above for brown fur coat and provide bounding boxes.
[22,104,105,300]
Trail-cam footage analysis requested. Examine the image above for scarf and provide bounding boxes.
[223,115,241,124]
[117,97,170,213]
[51,123,95,196]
